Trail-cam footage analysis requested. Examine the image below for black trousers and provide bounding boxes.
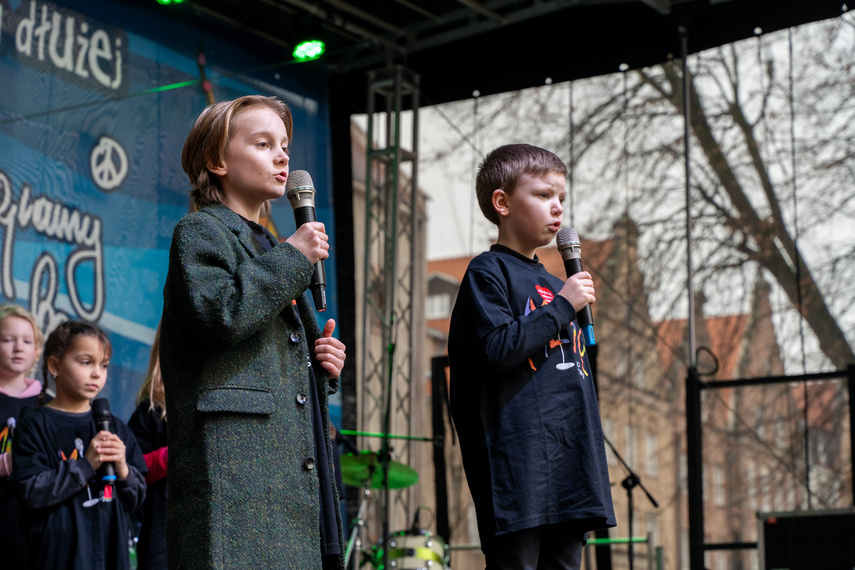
[483,522,585,570]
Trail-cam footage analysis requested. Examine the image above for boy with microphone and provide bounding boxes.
[448,144,615,569]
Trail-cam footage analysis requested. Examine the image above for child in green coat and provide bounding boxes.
[161,95,346,570]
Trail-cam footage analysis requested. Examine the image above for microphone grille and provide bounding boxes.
[286,170,314,192]
[7,417,15,429]
[91,398,112,419]
[556,227,580,249]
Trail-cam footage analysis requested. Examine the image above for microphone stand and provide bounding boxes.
[380,334,396,570]
[603,436,659,570]
[344,486,371,568]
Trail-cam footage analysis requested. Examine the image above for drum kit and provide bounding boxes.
[340,449,451,569]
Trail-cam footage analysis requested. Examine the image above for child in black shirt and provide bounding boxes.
[0,305,44,570]
[13,321,147,570]
[448,144,615,570]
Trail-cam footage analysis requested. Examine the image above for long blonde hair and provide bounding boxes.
[136,323,166,421]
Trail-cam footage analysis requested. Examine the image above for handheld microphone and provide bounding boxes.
[6,417,14,437]
[556,227,596,346]
[91,398,116,484]
[286,170,327,312]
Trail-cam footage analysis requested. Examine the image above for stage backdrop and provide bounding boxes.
[0,0,339,423]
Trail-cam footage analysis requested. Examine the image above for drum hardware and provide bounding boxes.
[368,529,451,569]
[344,487,372,568]
[340,449,422,569]
[339,450,419,490]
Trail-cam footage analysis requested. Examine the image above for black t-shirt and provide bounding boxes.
[449,244,616,540]
[0,391,39,570]
[13,405,147,570]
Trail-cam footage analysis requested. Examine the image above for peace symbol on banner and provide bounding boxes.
[90,136,129,192]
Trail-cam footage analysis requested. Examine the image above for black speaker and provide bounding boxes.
[759,508,855,569]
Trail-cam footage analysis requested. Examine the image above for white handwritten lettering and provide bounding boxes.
[0,170,105,322]
[48,11,75,72]
[30,253,68,335]
[14,2,126,92]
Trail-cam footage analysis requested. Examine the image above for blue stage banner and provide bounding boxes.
[0,0,338,422]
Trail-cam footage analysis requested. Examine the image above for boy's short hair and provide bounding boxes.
[182,95,293,217]
[476,144,568,226]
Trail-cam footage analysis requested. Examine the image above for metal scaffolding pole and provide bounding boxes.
[358,65,423,548]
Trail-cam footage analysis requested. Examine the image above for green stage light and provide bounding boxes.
[156,0,186,5]
[293,40,325,61]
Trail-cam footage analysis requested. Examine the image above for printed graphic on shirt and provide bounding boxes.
[0,425,11,454]
[56,437,109,507]
[526,284,588,376]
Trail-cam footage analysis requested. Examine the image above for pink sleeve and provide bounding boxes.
[0,452,10,478]
[143,447,168,484]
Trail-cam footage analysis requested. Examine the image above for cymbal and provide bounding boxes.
[339,450,419,489]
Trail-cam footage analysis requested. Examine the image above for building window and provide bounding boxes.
[646,513,658,544]
[645,432,658,477]
[632,356,645,388]
[755,407,765,440]
[713,466,725,507]
[750,551,760,570]
[775,418,787,449]
[603,419,617,466]
[760,466,770,512]
[746,463,757,510]
[426,293,450,319]
[624,425,636,467]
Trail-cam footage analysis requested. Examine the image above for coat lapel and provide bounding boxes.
[201,203,261,259]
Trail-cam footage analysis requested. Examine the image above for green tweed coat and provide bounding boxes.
[160,203,343,569]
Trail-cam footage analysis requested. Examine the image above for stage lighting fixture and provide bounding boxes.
[156,0,186,5]
[293,40,325,61]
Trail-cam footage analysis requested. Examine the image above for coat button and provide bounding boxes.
[296,393,308,405]
[304,457,315,470]
[290,332,302,343]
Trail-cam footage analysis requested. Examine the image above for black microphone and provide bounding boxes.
[91,398,116,484]
[286,170,327,312]
[6,417,15,438]
[556,227,596,346]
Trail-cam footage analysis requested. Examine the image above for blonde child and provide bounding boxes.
[13,321,147,570]
[161,94,346,569]
[128,325,168,570]
[0,304,44,570]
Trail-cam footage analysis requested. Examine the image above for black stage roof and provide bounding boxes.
[135,0,847,112]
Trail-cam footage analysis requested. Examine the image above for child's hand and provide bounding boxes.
[558,271,596,313]
[85,431,130,480]
[314,319,346,379]
[286,222,329,265]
